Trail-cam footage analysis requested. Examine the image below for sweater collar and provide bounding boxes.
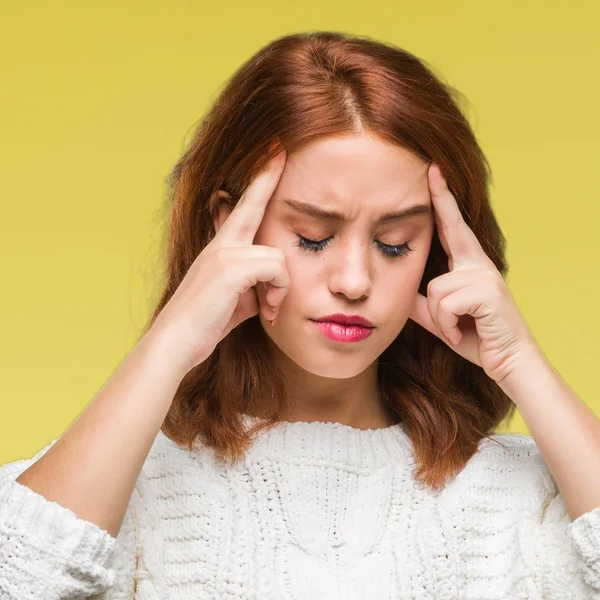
[238,414,414,469]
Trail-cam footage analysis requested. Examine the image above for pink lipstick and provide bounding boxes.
[310,313,375,343]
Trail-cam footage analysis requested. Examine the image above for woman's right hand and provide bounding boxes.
[150,149,290,374]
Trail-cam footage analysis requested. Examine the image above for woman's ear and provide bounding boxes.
[210,189,234,234]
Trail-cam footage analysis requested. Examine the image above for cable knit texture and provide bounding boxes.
[1,415,599,599]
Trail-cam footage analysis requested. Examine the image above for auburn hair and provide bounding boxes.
[141,31,516,492]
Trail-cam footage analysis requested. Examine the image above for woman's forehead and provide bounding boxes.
[282,134,428,191]
[275,139,431,218]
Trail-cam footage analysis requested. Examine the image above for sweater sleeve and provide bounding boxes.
[0,438,133,599]
[568,506,600,592]
[534,478,600,599]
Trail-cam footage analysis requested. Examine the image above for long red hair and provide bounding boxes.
[142,31,515,492]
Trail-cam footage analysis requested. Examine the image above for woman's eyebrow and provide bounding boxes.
[281,198,432,223]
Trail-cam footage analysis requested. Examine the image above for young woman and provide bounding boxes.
[1,31,599,600]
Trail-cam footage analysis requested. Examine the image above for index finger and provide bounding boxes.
[218,149,287,246]
[428,162,492,269]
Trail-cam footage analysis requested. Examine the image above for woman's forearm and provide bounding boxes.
[15,325,189,538]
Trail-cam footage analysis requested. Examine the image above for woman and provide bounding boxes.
[1,31,599,599]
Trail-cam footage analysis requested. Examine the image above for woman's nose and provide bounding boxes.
[327,244,373,300]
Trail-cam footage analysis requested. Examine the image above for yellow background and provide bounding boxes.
[1,0,598,462]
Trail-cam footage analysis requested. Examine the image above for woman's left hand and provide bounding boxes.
[409,162,540,386]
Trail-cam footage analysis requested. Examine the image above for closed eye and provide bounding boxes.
[295,235,414,258]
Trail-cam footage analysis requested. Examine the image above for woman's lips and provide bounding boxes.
[310,320,374,343]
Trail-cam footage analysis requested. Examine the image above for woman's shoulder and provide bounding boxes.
[476,431,550,470]
[142,429,232,497]
[146,428,217,469]
[447,431,558,500]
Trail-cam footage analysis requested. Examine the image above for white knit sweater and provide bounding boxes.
[1,415,599,599]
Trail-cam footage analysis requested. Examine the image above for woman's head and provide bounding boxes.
[148,31,515,491]
[215,132,435,383]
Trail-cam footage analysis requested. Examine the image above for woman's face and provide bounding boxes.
[253,131,435,379]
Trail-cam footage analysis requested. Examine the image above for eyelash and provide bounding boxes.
[295,235,414,258]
